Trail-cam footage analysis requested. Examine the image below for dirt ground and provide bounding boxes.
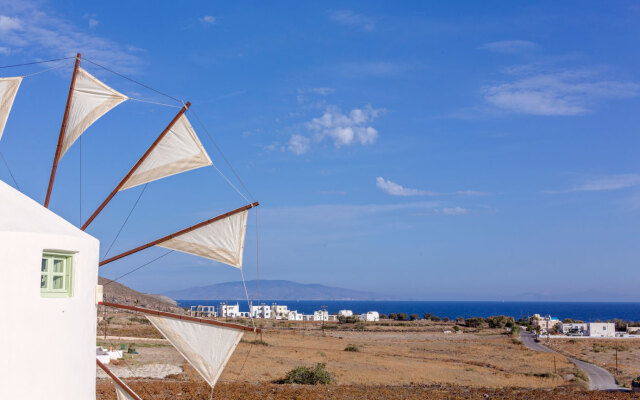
[545,338,640,387]
[97,312,594,395]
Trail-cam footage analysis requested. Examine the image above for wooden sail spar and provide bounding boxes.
[45,53,81,208]
[96,358,144,400]
[102,301,261,333]
[99,201,258,267]
[81,102,191,230]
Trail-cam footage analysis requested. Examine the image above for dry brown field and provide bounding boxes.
[95,312,619,399]
[545,338,640,387]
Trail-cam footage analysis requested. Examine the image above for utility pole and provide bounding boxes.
[321,305,327,336]
[615,347,618,375]
[554,356,557,374]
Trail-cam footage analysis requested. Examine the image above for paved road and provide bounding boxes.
[520,333,619,391]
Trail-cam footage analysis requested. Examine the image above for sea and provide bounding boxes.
[177,300,640,322]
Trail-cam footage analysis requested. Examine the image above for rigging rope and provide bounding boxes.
[0,56,74,69]
[22,60,73,78]
[79,135,82,225]
[0,151,20,190]
[103,250,173,287]
[102,184,149,261]
[189,107,256,203]
[82,57,184,104]
[127,97,182,108]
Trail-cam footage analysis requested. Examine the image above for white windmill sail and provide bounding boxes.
[120,113,212,190]
[157,209,248,269]
[60,67,128,157]
[0,77,22,142]
[145,314,244,388]
[113,380,142,400]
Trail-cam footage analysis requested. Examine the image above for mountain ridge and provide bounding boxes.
[163,279,390,301]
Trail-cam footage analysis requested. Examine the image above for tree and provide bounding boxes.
[388,313,397,320]
[443,317,450,322]
[397,313,408,321]
[409,314,419,321]
[430,315,441,322]
[423,313,432,320]
[379,313,388,319]
[465,317,484,328]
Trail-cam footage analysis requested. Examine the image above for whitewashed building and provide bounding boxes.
[588,322,615,338]
[287,310,304,321]
[561,323,588,335]
[531,314,561,333]
[219,303,241,318]
[338,309,353,317]
[272,304,289,319]
[251,304,271,319]
[0,180,100,400]
[358,311,380,322]
[313,310,329,321]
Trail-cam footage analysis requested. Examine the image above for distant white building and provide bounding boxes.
[561,323,588,336]
[588,322,615,338]
[272,304,289,319]
[219,303,241,318]
[338,310,353,317]
[287,310,303,321]
[251,304,271,319]
[358,311,380,322]
[531,314,560,333]
[313,310,328,321]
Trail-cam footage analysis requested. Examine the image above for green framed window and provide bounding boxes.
[41,252,73,298]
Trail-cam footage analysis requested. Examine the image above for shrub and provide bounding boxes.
[396,313,408,321]
[409,314,419,321]
[485,315,514,329]
[379,313,388,319]
[430,315,441,322]
[442,317,450,322]
[338,315,358,324]
[388,313,397,320]
[241,339,270,346]
[575,369,589,383]
[344,345,360,352]
[465,317,484,328]
[452,325,460,332]
[277,363,334,385]
[423,313,432,320]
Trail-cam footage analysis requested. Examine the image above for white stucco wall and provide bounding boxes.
[0,181,99,400]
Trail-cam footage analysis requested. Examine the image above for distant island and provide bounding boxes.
[162,279,389,301]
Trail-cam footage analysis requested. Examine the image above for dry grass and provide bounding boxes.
[546,338,640,387]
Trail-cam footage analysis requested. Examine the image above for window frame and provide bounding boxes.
[41,251,74,298]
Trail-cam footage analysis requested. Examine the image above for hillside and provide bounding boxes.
[99,277,184,313]
[163,280,387,301]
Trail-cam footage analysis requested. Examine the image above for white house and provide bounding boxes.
[561,323,588,336]
[313,310,329,321]
[588,322,615,338]
[287,310,304,321]
[251,304,271,319]
[338,309,353,317]
[219,303,241,318]
[272,304,289,319]
[358,311,380,322]
[0,180,100,400]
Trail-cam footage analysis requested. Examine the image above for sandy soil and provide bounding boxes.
[545,338,640,387]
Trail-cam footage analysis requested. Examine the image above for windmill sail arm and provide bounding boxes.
[99,201,258,266]
[96,358,144,400]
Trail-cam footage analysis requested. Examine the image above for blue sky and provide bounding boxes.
[1,1,639,301]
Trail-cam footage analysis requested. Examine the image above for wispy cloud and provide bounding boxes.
[480,40,539,54]
[484,68,640,116]
[200,15,217,26]
[337,61,407,78]
[546,174,640,193]
[436,206,469,216]
[288,105,384,155]
[0,46,10,55]
[376,177,489,197]
[329,10,375,31]
[0,2,141,73]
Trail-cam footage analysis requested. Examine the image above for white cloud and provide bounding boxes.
[376,177,432,196]
[0,46,10,55]
[546,174,640,193]
[376,177,489,197]
[307,87,334,96]
[288,105,384,154]
[200,15,217,25]
[437,206,469,216]
[484,68,640,116]
[480,40,539,54]
[88,18,99,28]
[329,10,374,31]
[0,3,141,73]
[0,15,22,32]
[287,134,311,155]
